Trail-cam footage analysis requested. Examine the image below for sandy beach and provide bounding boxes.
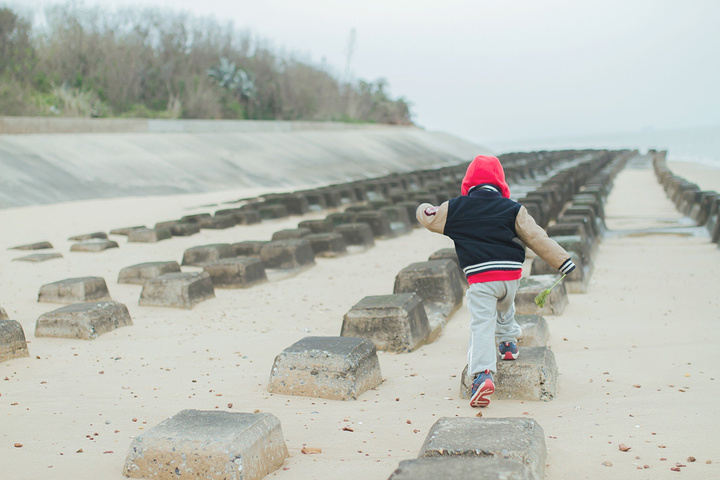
[1,155,719,480]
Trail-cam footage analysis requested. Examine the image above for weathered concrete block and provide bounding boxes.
[139,272,215,309]
[388,458,534,480]
[271,228,312,241]
[381,206,412,235]
[13,253,64,262]
[418,417,546,480]
[258,204,288,220]
[326,212,359,226]
[233,241,269,256]
[515,275,568,316]
[203,257,267,288]
[155,220,201,237]
[35,301,133,340]
[0,320,30,363]
[530,251,589,293]
[298,219,335,234]
[10,241,53,250]
[260,240,315,269]
[460,347,558,402]
[180,213,212,224]
[109,226,146,236]
[68,232,107,241]
[305,233,347,257]
[263,193,309,215]
[118,261,181,285]
[355,211,394,238]
[123,409,288,480]
[128,228,172,243]
[70,239,119,252]
[38,276,112,304]
[393,260,465,325]
[395,201,421,228]
[551,235,594,266]
[516,314,549,347]
[182,244,236,266]
[335,223,375,247]
[202,214,237,229]
[341,293,431,352]
[268,336,382,400]
[295,190,328,211]
[233,210,261,225]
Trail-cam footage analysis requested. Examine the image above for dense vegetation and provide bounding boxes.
[0,4,413,124]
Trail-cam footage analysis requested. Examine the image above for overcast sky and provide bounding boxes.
[18,0,720,146]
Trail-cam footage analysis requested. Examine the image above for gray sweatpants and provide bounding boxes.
[466,280,522,376]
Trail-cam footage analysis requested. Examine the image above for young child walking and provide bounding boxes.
[416,155,575,407]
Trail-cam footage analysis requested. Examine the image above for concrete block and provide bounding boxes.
[516,314,549,347]
[128,227,172,243]
[355,211,394,238]
[335,223,375,247]
[418,417,546,480]
[68,232,107,241]
[341,293,431,352]
[515,275,568,316]
[326,212,359,226]
[180,213,212,224]
[388,458,534,480]
[182,244,236,266]
[260,240,315,269]
[123,409,288,480]
[305,233,347,257]
[118,261,182,285]
[35,301,133,340]
[109,226,146,236]
[203,257,267,288]
[268,336,382,400]
[381,206,412,235]
[318,188,343,207]
[547,222,592,241]
[9,241,53,250]
[295,190,328,211]
[395,201,421,227]
[551,235,594,267]
[393,260,465,325]
[70,239,119,252]
[271,228,311,241]
[233,241,269,256]
[140,272,215,309]
[263,193,309,215]
[0,320,30,363]
[233,210,261,225]
[258,204,288,220]
[155,220,200,237]
[202,214,237,229]
[13,253,64,262]
[298,219,335,233]
[460,347,558,402]
[38,276,112,304]
[530,251,589,293]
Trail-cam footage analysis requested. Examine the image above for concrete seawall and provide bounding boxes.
[0,118,485,209]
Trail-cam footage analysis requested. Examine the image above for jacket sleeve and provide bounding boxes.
[515,206,576,274]
[416,202,449,234]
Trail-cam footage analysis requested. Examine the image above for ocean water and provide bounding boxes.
[485,125,720,170]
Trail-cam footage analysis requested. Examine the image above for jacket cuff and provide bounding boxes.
[559,258,576,274]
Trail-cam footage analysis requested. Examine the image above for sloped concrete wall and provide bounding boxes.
[0,120,485,209]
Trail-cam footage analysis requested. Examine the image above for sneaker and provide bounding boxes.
[499,341,518,360]
[469,370,494,408]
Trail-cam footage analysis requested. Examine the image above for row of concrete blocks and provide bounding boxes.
[652,151,720,245]
[117,409,548,480]
[265,152,638,404]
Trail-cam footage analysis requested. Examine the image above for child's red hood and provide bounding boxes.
[460,155,510,198]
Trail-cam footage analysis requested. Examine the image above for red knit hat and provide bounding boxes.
[460,155,510,198]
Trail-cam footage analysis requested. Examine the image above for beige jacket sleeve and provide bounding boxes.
[416,202,449,234]
[515,206,576,274]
